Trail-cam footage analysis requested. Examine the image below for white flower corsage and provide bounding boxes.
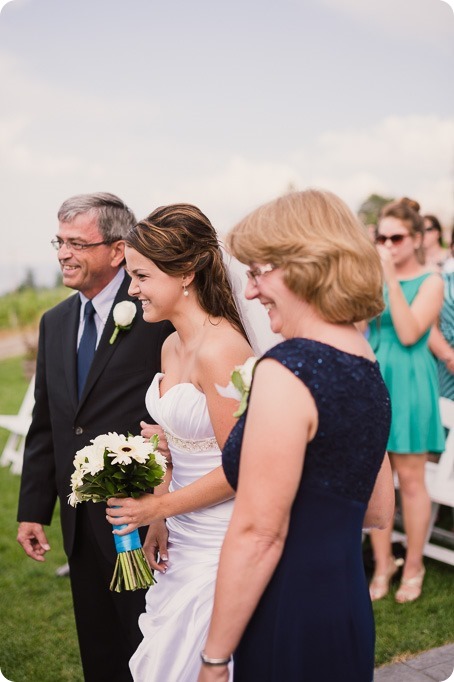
[216,356,258,417]
[109,301,137,345]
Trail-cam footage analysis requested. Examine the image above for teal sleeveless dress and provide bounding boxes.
[368,273,445,454]
[437,271,454,400]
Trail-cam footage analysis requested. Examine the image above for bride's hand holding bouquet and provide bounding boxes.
[106,490,167,534]
[104,444,173,573]
[68,431,167,591]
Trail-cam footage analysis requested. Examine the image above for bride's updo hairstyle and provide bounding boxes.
[226,189,384,324]
[379,197,425,264]
[126,203,247,338]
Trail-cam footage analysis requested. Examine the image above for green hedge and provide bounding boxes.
[0,287,70,330]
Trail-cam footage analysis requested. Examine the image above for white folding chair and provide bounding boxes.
[0,375,35,475]
[392,397,454,566]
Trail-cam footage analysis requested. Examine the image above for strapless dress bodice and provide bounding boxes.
[146,373,218,445]
[144,372,232,537]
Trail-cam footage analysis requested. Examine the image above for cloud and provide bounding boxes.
[0,48,148,180]
[164,114,454,229]
[318,0,454,43]
[159,157,303,233]
[307,115,454,221]
[0,40,453,294]
[0,113,84,175]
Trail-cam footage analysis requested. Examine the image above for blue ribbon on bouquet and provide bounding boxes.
[107,506,154,592]
[113,524,142,553]
[111,507,141,553]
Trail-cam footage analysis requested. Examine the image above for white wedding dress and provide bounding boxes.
[130,373,234,682]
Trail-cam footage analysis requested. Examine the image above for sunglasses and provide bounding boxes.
[375,234,411,246]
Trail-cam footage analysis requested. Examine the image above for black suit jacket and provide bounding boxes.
[17,274,173,559]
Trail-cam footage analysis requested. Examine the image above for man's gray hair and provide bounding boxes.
[57,192,136,241]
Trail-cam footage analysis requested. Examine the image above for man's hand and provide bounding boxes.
[17,522,51,562]
[143,520,169,573]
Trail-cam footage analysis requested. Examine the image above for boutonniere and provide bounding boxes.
[215,356,258,417]
[109,301,137,345]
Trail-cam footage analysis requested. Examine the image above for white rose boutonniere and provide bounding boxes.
[109,301,137,345]
[215,356,258,418]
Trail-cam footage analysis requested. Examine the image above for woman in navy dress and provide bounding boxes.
[198,190,395,682]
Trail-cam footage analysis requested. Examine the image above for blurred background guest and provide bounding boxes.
[368,198,445,604]
[429,265,454,401]
[445,227,454,271]
[423,214,449,271]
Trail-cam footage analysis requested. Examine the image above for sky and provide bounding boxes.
[0,0,453,293]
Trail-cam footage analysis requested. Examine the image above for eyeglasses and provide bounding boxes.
[245,263,276,286]
[51,238,114,251]
[375,234,411,246]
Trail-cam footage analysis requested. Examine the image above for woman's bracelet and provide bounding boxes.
[200,651,232,666]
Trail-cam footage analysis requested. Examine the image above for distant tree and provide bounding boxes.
[16,268,37,292]
[358,193,394,227]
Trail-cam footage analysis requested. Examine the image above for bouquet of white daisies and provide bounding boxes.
[68,432,167,592]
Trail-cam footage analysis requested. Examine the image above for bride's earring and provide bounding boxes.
[182,283,189,297]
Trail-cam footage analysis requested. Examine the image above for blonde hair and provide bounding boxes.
[227,189,384,324]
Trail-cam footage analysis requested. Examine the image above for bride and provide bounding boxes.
[105,203,276,681]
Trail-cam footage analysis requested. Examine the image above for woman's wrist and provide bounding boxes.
[142,492,162,523]
[200,651,232,666]
[386,278,401,294]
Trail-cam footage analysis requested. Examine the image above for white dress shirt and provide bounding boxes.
[77,268,126,349]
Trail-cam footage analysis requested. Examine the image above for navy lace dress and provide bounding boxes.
[222,339,391,682]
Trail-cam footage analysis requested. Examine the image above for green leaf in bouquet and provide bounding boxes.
[149,433,160,449]
[134,480,150,491]
[77,481,101,495]
[104,480,116,496]
[130,491,142,499]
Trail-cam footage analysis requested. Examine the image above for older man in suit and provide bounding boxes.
[17,193,173,682]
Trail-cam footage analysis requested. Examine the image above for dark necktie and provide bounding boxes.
[77,300,97,398]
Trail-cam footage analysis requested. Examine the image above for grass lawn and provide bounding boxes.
[0,356,453,679]
[372,549,454,666]
[0,357,83,682]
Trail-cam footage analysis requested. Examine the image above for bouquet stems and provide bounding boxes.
[110,525,157,592]
[110,547,157,592]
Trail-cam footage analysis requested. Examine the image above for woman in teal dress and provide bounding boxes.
[368,197,445,604]
[429,266,454,400]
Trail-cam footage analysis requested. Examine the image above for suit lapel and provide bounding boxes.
[61,294,81,412]
[76,275,135,409]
